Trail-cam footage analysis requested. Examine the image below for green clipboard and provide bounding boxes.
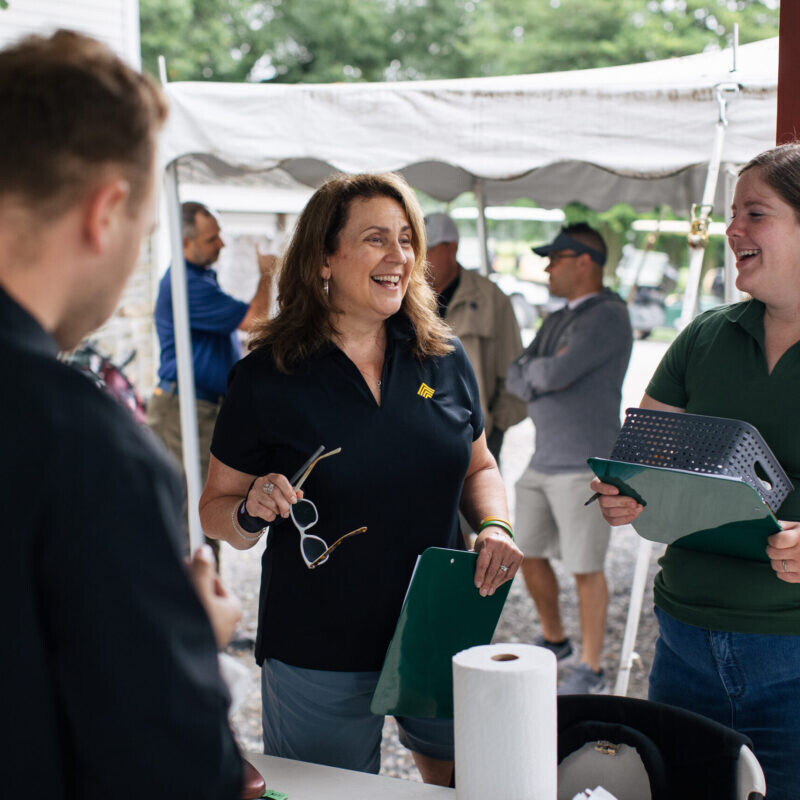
[588,457,781,562]
[370,547,511,719]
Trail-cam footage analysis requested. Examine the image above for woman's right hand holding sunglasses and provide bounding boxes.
[245,474,303,523]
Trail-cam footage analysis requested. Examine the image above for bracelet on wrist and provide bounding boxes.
[478,517,514,540]
[231,502,266,542]
[480,515,513,529]
[237,478,268,533]
[232,479,269,541]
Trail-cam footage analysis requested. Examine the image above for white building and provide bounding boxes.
[0,1,163,391]
[0,0,140,67]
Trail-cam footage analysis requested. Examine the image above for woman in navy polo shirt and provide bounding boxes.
[591,143,800,800]
[199,172,522,785]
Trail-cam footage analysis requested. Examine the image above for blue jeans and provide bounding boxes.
[650,607,800,800]
[261,658,454,773]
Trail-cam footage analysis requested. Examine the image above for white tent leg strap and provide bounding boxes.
[164,163,205,552]
[474,179,490,277]
[614,534,653,697]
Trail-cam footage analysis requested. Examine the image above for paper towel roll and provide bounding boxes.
[453,643,557,800]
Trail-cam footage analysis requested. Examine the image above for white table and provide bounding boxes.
[244,753,454,798]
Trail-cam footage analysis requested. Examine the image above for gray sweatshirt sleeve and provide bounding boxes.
[513,302,630,397]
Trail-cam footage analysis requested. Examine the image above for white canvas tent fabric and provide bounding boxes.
[162,37,777,215]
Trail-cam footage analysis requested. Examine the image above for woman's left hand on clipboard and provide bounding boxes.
[473,530,523,597]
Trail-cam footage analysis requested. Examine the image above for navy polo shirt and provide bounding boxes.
[211,314,484,671]
[154,260,249,397]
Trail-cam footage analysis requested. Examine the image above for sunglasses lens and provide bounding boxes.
[292,499,318,528]
[301,536,327,564]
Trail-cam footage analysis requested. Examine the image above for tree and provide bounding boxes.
[140,0,779,84]
[459,0,779,77]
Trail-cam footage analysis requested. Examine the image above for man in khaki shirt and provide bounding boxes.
[424,213,525,462]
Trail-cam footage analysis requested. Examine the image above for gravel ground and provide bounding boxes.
[220,339,670,782]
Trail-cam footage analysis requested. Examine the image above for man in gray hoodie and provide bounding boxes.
[506,223,632,694]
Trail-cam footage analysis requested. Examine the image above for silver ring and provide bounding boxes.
[782,559,789,573]
[498,564,509,573]
[262,481,275,495]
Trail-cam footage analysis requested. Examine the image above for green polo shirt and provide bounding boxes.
[646,300,800,634]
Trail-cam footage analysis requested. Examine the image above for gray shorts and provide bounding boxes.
[514,468,610,574]
[261,658,454,774]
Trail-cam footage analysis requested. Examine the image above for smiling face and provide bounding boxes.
[321,195,414,326]
[727,168,800,305]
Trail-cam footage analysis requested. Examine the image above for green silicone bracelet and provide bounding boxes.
[478,519,514,540]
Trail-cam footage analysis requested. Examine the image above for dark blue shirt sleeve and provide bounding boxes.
[188,271,249,334]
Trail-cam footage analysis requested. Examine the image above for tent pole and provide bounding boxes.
[678,102,728,329]
[723,164,739,303]
[164,163,205,552]
[777,3,800,144]
[614,536,653,697]
[474,180,490,276]
[678,84,739,328]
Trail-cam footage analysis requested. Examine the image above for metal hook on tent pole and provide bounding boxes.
[688,203,714,250]
[715,82,740,127]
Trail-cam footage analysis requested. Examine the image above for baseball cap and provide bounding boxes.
[532,228,607,266]
[424,212,459,248]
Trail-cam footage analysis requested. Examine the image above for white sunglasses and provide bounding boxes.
[288,446,367,569]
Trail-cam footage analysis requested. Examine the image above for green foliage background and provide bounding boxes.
[140,0,778,84]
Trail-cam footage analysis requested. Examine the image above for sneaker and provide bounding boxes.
[533,634,574,661]
[558,663,607,695]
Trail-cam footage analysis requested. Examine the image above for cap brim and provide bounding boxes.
[530,231,606,266]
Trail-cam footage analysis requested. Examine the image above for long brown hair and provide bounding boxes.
[740,143,800,221]
[249,172,453,371]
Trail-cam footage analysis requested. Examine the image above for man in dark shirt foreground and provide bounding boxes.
[0,30,243,799]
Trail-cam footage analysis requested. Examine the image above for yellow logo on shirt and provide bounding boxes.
[417,383,435,399]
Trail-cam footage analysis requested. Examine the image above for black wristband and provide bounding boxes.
[237,478,268,533]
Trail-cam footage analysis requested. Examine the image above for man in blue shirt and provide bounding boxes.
[148,201,275,561]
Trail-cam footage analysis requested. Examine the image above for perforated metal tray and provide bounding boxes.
[611,408,792,514]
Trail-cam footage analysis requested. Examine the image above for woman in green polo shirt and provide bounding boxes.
[591,143,800,800]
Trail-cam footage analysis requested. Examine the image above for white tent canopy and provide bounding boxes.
[162,37,777,215]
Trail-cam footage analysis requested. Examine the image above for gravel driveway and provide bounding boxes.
[220,339,670,781]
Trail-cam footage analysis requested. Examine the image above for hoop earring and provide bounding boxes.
[323,278,329,295]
